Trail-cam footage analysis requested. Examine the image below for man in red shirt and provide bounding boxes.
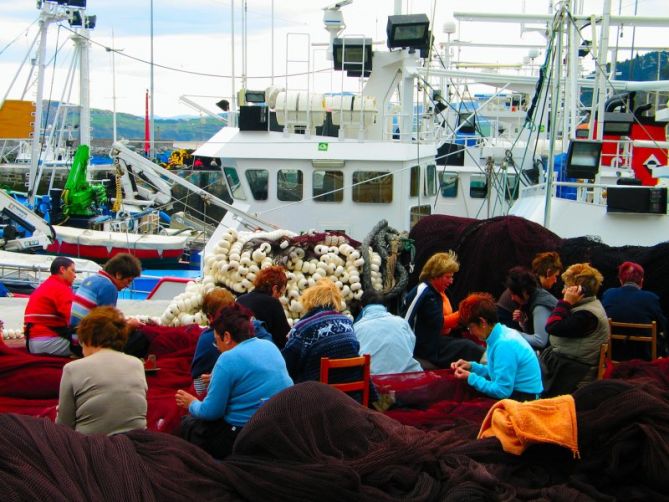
[24,257,77,356]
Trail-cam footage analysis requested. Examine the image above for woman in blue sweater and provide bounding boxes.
[451,292,543,401]
[176,303,293,459]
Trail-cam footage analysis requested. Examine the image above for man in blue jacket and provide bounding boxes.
[602,261,667,359]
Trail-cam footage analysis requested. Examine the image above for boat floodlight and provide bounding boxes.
[333,38,373,77]
[84,15,96,30]
[386,13,430,50]
[57,0,86,7]
[68,10,83,27]
[602,112,634,136]
[243,90,266,105]
[566,140,602,180]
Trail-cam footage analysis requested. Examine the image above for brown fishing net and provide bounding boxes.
[1,377,669,500]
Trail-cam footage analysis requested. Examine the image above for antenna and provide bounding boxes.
[323,0,353,61]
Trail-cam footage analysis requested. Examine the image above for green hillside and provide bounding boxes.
[90,109,224,141]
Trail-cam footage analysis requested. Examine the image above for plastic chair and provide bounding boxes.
[608,319,657,362]
[320,354,371,406]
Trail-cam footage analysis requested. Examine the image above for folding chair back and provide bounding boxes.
[320,354,371,406]
[608,319,657,362]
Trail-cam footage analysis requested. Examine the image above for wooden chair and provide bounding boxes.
[608,319,658,363]
[320,354,371,407]
[597,342,609,380]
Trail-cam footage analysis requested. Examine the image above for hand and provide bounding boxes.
[175,389,197,410]
[450,359,471,372]
[127,318,146,329]
[453,367,470,380]
[563,285,584,305]
[512,309,525,322]
[200,373,211,386]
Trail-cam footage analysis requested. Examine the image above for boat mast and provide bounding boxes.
[28,3,66,205]
[543,6,566,228]
[595,0,612,142]
[230,0,237,127]
[75,28,91,147]
[149,0,155,158]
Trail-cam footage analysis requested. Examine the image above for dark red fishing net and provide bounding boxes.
[0,325,203,433]
[2,377,667,501]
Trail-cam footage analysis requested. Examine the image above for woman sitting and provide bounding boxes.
[497,251,562,330]
[176,304,292,459]
[237,265,291,349]
[451,293,543,400]
[191,288,274,395]
[56,306,147,435]
[403,251,484,369]
[282,279,361,383]
[505,266,558,350]
[542,263,610,396]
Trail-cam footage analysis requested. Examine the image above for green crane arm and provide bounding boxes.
[61,145,107,217]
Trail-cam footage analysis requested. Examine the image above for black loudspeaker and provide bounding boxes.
[607,187,668,214]
[239,106,269,131]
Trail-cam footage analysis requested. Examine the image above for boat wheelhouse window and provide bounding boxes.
[246,169,269,200]
[223,167,246,200]
[470,174,488,199]
[352,171,393,203]
[424,164,437,196]
[410,165,420,197]
[277,169,303,201]
[313,170,344,202]
[440,172,458,198]
[410,204,431,228]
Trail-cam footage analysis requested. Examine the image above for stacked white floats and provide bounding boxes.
[160,228,384,327]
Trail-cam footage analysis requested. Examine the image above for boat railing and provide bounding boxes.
[0,262,100,291]
[599,137,634,170]
[518,179,665,207]
[0,139,30,163]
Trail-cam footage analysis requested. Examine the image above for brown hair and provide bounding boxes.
[103,253,142,279]
[202,288,235,318]
[300,279,343,312]
[212,303,255,343]
[562,263,604,295]
[419,251,459,282]
[253,266,287,295]
[77,306,130,351]
[531,251,563,278]
[458,292,498,326]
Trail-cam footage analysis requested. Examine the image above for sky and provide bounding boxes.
[0,0,667,118]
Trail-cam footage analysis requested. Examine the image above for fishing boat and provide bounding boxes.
[0,1,211,267]
[186,1,669,255]
[46,224,190,267]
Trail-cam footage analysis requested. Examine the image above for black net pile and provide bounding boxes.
[408,215,562,304]
[2,378,668,501]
